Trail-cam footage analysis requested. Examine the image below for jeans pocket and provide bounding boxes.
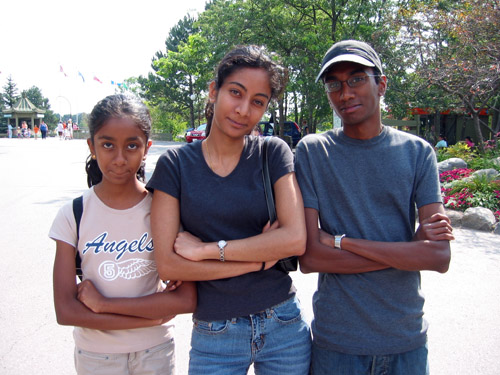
[192,318,229,336]
[270,297,302,325]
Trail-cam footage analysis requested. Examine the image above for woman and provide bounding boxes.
[147,45,311,374]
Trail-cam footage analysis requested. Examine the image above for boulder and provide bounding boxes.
[462,207,496,232]
[472,168,500,180]
[445,209,463,227]
[494,222,500,235]
[438,158,467,174]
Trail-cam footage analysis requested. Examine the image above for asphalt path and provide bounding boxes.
[0,137,499,374]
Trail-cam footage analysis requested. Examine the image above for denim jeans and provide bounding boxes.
[311,341,429,375]
[189,295,311,375]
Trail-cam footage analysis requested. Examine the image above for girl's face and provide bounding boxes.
[209,67,271,139]
[87,117,151,187]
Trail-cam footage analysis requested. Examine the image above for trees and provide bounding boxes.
[394,0,500,151]
[2,75,19,109]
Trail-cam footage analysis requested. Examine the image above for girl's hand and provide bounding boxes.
[262,220,280,233]
[165,280,183,291]
[416,213,455,242]
[174,231,206,261]
[319,229,335,248]
[77,280,105,313]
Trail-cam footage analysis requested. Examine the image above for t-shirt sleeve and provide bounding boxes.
[267,136,294,185]
[294,139,319,211]
[415,143,442,208]
[49,201,77,248]
[146,149,181,199]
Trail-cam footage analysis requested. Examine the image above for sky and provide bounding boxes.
[1,0,208,115]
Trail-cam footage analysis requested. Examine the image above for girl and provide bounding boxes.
[50,94,196,375]
[147,45,311,374]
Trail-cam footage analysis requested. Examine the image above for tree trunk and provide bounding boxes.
[472,111,485,153]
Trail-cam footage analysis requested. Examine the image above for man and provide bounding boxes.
[295,40,454,374]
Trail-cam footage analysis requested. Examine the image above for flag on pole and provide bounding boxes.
[60,65,67,77]
[93,76,102,84]
[78,71,85,83]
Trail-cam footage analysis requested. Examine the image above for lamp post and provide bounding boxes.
[189,93,196,128]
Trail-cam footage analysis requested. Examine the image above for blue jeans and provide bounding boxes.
[189,296,311,375]
[311,342,429,375]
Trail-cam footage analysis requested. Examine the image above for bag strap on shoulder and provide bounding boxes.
[72,196,83,280]
[262,137,277,224]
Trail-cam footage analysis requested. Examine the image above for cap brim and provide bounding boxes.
[315,54,375,83]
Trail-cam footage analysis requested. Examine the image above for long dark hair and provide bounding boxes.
[205,45,288,136]
[86,94,152,187]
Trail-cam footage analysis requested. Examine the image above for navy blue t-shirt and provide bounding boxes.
[147,136,295,320]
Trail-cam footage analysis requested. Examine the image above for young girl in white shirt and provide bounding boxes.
[50,94,196,375]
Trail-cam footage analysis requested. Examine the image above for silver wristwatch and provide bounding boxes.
[334,234,346,250]
[218,240,227,262]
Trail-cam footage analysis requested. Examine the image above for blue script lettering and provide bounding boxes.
[82,232,154,260]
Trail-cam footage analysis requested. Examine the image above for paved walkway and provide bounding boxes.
[0,137,499,374]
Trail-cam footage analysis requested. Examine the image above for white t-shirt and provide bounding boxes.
[49,187,173,353]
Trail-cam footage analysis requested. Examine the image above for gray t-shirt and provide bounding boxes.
[147,136,295,321]
[295,126,442,355]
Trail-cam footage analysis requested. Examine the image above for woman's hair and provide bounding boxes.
[86,94,152,187]
[205,45,288,136]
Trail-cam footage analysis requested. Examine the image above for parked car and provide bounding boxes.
[259,121,302,147]
[185,123,207,143]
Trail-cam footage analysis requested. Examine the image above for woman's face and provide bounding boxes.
[209,67,271,139]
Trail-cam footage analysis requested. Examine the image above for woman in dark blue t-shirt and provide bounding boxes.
[147,45,311,375]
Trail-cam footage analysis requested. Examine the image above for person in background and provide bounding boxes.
[465,136,475,149]
[40,120,48,140]
[7,123,13,138]
[435,134,448,149]
[50,94,196,375]
[295,40,454,375]
[148,45,311,375]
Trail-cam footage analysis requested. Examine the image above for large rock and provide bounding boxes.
[438,158,467,174]
[494,223,500,235]
[445,209,464,227]
[472,168,500,180]
[462,207,496,232]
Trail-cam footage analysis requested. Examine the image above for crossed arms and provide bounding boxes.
[299,203,453,275]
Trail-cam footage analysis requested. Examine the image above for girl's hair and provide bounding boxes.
[205,45,288,136]
[86,94,152,187]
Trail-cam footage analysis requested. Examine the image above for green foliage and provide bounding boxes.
[2,75,19,108]
[148,104,186,140]
[437,142,475,162]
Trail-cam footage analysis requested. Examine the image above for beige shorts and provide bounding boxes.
[75,338,175,375]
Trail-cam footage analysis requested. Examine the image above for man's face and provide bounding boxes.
[323,61,386,128]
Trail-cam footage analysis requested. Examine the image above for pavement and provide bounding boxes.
[0,137,499,374]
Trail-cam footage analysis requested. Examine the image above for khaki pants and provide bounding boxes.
[75,338,175,375]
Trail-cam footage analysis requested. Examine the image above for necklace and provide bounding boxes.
[204,140,214,171]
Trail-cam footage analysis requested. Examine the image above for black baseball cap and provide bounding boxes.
[315,40,383,83]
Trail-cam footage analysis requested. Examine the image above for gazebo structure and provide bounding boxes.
[3,94,46,131]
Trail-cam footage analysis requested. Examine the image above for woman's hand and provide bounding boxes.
[415,213,455,242]
[77,280,105,313]
[173,231,207,261]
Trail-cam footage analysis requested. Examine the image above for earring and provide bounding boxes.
[91,155,96,160]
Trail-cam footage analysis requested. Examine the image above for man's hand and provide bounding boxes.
[415,212,455,242]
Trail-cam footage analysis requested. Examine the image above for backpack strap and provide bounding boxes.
[72,196,83,280]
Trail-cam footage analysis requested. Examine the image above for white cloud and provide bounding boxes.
[1,0,206,114]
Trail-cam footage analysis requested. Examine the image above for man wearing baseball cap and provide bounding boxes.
[295,40,453,374]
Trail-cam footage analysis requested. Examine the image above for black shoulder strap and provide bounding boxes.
[72,196,83,279]
[262,137,277,224]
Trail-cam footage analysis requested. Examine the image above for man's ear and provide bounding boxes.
[378,76,387,97]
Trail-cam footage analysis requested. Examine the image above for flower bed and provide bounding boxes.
[440,168,500,221]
